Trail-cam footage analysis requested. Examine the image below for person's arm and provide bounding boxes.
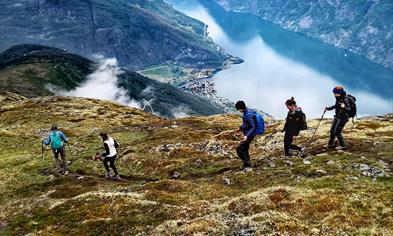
[42,134,51,145]
[101,143,110,157]
[325,104,336,111]
[59,132,68,143]
[282,113,289,132]
[341,97,351,112]
[245,114,256,137]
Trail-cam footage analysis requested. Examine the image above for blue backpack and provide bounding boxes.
[248,111,265,135]
[50,131,63,149]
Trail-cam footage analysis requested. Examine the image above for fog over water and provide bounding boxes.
[170,0,393,118]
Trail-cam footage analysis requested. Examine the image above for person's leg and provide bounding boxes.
[109,156,119,176]
[59,146,67,172]
[236,141,252,167]
[103,157,111,174]
[336,119,348,147]
[284,132,293,156]
[244,136,254,166]
[52,149,61,171]
[289,142,302,151]
[328,118,339,147]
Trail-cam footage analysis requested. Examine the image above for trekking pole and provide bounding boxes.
[41,141,44,162]
[308,110,326,147]
[67,143,73,156]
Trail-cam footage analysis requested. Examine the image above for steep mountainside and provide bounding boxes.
[0,94,392,235]
[215,0,393,70]
[0,44,225,117]
[0,0,229,70]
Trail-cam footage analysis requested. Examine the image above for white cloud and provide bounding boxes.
[61,56,142,109]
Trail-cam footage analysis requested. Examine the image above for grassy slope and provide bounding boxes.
[0,94,392,235]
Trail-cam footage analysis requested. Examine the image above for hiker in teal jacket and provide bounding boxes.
[42,124,69,174]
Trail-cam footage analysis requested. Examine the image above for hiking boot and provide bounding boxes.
[328,144,336,149]
[113,175,121,181]
[335,145,347,150]
[239,164,252,170]
[105,172,113,179]
[243,167,253,172]
[284,153,293,158]
[299,147,307,158]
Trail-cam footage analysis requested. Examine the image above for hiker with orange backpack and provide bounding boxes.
[42,124,69,174]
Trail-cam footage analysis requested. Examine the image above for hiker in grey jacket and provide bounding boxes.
[42,124,69,174]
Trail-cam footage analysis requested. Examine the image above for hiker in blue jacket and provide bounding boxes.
[235,101,259,169]
[42,124,69,174]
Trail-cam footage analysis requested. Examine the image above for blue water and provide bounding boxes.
[169,0,393,118]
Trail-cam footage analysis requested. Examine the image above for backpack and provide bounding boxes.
[50,131,63,149]
[347,94,357,118]
[249,111,265,135]
[298,110,308,130]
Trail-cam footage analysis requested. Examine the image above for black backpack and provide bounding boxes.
[347,94,357,118]
[298,110,308,130]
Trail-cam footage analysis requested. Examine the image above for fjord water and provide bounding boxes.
[170,0,393,118]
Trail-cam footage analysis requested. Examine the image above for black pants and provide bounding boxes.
[329,116,348,147]
[103,155,118,175]
[236,136,255,167]
[284,132,302,156]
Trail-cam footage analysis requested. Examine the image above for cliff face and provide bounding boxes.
[215,0,393,70]
[0,0,229,70]
[0,94,392,235]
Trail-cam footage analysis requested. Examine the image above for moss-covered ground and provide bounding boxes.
[0,94,392,235]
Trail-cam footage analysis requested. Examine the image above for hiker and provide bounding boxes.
[235,101,265,169]
[99,132,121,180]
[283,97,306,157]
[325,86,351,150]
[42,124,69,174]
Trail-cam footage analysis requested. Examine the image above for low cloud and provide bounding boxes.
[171,106,191,118]
[61,56,141,109]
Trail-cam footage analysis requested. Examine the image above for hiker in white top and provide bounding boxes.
[99,132,120,180]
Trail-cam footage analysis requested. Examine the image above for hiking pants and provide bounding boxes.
[236,136,255,167]
[284,132,302,156]
[103,155,118,175]
[52,146,67,172]
[329,116,348,147]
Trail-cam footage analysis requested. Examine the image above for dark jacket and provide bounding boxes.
[327,93,350,119]
[240,108,257,137]
[283,107,303,135]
